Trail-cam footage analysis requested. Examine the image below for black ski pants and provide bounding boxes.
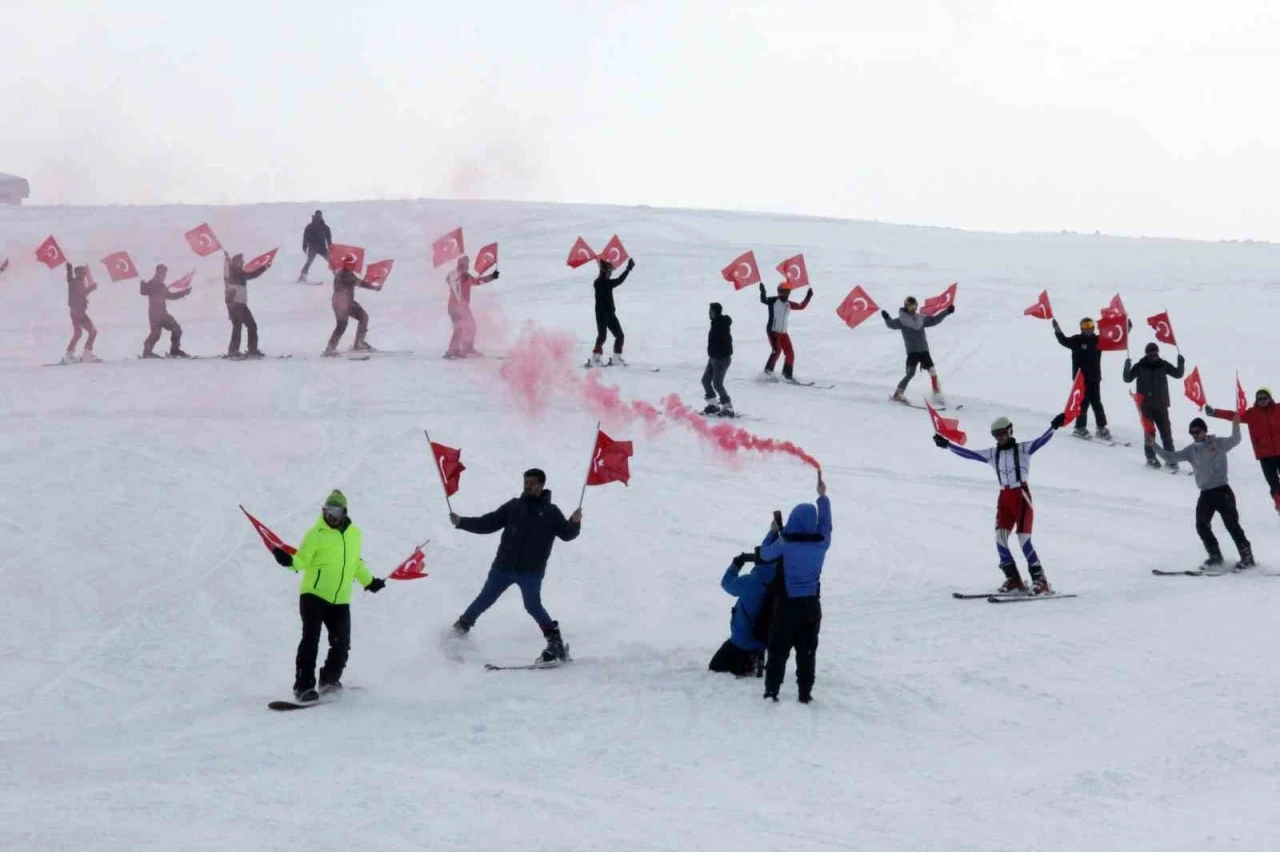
[701,356,732,404]
[1074,381,1108,430]
[295,594,351,692]
[1142,406,1175,463]
[1195,485,1250,559]
[227,304,258,354]
[764,597,821,698]
[144,315,182,354]
[709,640,760,677]
[593,308,624,354]
[1260,457,1280,499]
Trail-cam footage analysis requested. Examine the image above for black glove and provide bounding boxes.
[272,547,293,567]
[880,310,890,320]
[731,553,748,569]
[366,577,386,593]
[491,270,500,279]
[932,433,951,449]
[626,258,635,268]
[1051,413,1066,430]
[65,262,72,272]
[1204,405,1215,416]
[946,305,956,315]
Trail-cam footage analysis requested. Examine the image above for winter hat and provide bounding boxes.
[324,489,348,510]
[1144,342,1160,355]
[1189,418,1208,433]
[1257,387,1273,400]
[710,302,723,316]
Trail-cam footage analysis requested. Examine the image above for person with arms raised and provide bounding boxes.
[139,264,190,358]
[1206,387,1280,515]
[62,262,99,364]
[883,296,954,406]
[1053,316,1110,440]
[589,257,636,366]
[758,282,812,382]
[444,255,499,359]
[222,251,271,358]
[1124,342,1186,469]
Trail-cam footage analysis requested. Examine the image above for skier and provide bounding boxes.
[589,257,635,366]
[270,490,387,703]
[139,264,190,358]
[1053,317,1110,439]
[701,302,734,416]
[324,257,378,356]
[222,251,270,358]
[1206,387,1280,515]
[758,473,831,703]
[298,210,332,282]
[449,469,583,664]
[1123,342,1185,469]
[758,282,812,381]
[710,549,776,677]
[882,297,955,405]
[444,255,499,359]
[62,262,99,364]
[932,413,1068,594]
[1148,416,1255,570]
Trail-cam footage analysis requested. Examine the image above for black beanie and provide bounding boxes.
[710,302,723,316]
[1189,417,1207,433]
[1145,342,1159,355]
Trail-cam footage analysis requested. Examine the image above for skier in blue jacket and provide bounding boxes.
[757,473,831,703]
[709,550,777,677]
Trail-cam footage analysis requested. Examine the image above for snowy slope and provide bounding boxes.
[2,200,1280,852]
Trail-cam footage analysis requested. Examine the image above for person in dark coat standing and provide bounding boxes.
[709,549,776,677]
[139,264,191,358]
[589,257,635,366]
[298,210,333,282]
[701,302,734,416]
[1124,342,1186,469]
[1053,317,1110,439]
[450,469,583,663]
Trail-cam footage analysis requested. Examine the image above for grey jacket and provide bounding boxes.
[1153,422,1241,490]
[883,308,946,354]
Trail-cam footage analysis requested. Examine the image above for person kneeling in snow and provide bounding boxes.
[709,550,777,677]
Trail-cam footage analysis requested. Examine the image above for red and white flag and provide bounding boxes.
[474,243,498,276]
[1063,370,1087,423]
[776,254,810,290]
[1146,311,1177,346]
[720,250,761,290]
[1100,293,1126,319]
[600,235,629,267]
[586,429,634,487]
[1024,290,1053,320]
[1237,373,1249,419]
[327,244,364,273]
[835,285,879,329]
[432,228,465,269]
[168,270,195,293]
[925,399,967,446]
[1097,314,1129,351]
[184,223,222,257]
[239,505,297,556]
[1184,367,1206,409]
[35,235,66,269]
[1130,392,1156,437]
[244,248,278,274]
[920,282,958,317]
[430,441,465,497]
[389,545,429,581]
[566,236,597,269]
[102,251,139,282]
[364,259,394,288]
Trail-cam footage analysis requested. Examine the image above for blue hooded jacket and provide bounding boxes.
[721,556,778,651]
[758,495,832,598]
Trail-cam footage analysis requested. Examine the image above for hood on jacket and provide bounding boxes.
[783,502,819,535]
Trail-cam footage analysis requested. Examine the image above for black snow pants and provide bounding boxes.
[764,597,822,699]
[295,594,351,692]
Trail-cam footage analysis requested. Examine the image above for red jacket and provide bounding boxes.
[1209,404,1280,459]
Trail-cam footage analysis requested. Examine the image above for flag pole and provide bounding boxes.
[422,429,454,516]
[578,421,601,511]
[1165,306,1181,358]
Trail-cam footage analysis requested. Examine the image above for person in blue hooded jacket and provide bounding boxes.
[709,550,777,677]
[757,473,831,703]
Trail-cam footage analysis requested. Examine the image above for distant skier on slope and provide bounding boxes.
[933,413,1067,595]
[758,282,812,382]
[589,257,635,366]
[882,297,953,406]
[271,490,387,703]
[139,264,191,358]
[324,257,378,356]
[1053,317,1110,440]
[1148,416,1255,570]
[1205,386,1280,516]
[0,258,8,275]
[444,255,499,359]
[701,302,734,416]
[449,469,583,664]
[709,549,776,677]
[62,262,100,364]
[298,210,332,282]
[1123,342,1185,469]
[222,251,271,358]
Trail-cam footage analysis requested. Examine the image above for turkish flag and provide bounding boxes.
[721,250,761,290]
[432,228,465,269]
[430,442,465,497]
[926,399,967,446]
[920,282,958,317]
[184,223,222,257]
[168,270,195,293]
[364,259,394,288]
[474,243,498,275]
[1063,370,1087,423]
[775,254,810,289]
[327,244,364,273]
[1184,367,1206,409]
[1237,373,1249,419]
[586,430,634,487]
[1130,392,1156,436]
[1100,293,1126,320]
[600,235,629,267]
[836,285,879,329]
[1024,290,1053,320]
[566,236,597,269]
[35,235,66,269]
[389,546,429,581]
[102,251,139,282]
[1097,314,1128,351]
[1146,312,1177,346]
[239,505,297,556]
[244,248,278,274]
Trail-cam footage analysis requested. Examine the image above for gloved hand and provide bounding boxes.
[946,305,956,315]
[732,553,748,569]
[491,270,500,279]
[932,433,951,449]
[1051,413,1066,430]
[1204,405,1215,416]
[366,577,386,593]
[880,310,890,320]
[272,547,293,567]
[1051,319,1060,330]
[626,258,635,269]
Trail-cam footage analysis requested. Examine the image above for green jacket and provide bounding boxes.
[291,516,374,604]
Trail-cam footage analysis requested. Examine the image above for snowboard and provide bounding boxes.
[267,685,361,711]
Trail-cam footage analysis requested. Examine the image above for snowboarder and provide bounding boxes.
[758,282,812,381]
[710,549,776,677]
[444,255,499,359]
[882,297,954,405]
[932,413,1068,595]
[1123,342,1186,469]
[298,210,332,282]
[222,251,270,358]
[758,472,831,703]
[324,257,378,356]
[589,257,635,366]
[449,469,583,664]
[1053,317,1110,439]
[1148,417,1254,570]
[139,264,190,358]
[62,262,99,364]
[702,302,734,416]
[271,490,386,703]
[1206,387,1280,515]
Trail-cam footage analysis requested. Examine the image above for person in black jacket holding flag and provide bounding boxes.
[1124,342,1186,469]
[1053,317,1109,439]
[702,302,734,416]
[589,257,636,366]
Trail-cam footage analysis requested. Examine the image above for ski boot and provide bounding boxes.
[763,690,779,702]
[702,402,720,416]
[890,390,908,404]
[762,370,778,383]
[169,348,191,359]
[246,350,266,359]
[1165,461,1181,473]
[296,274,308,284]
[798,692,813,704]
[293,687,319,703]
[717,403,736,418]
[1072,427,1091,440]
[588,353,605,367]
[537,622,569,665]
[451,616,472,637]
[323,346,339,357]
[60,351,79,365]
[141,350,161,359]
[353,339,373,353]
[80,350,102,363]
[607,354,627,367]
[1146,457,1163,469]
[1235,547,1256,570]
[1096,427,1113,440]
[1029,565,1052,595]
[1199,553,1226,572]
[317,681,343,697]
[996,563,1026,594]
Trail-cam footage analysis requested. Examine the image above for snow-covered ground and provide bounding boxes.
[2,200,1279,852]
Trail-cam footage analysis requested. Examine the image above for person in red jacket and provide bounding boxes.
[1206,386,1280,515]
[445,255,499,359]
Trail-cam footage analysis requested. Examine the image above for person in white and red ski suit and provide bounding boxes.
[445,256,499,359]
[932,413,1067,594]
[758,282,812,381]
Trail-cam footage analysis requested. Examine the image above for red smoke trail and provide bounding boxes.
[661,394,821,469]
[498,325,577,417]
[582,372,666,436]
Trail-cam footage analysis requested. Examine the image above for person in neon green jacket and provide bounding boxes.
[273,490,386,702]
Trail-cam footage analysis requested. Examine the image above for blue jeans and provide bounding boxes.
[461,568,553,629]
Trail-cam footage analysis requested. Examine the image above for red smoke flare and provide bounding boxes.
[498,326,577,417]
[661,395,820,469]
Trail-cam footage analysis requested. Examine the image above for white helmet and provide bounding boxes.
[990,416,1013,434]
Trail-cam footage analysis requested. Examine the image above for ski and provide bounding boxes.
[583,361,660,372]
[953,590,1027,600]
[136,355,202,361]
[220,354,293,361]
[1152,567,1251,577]
[484,661,570,671]
[761,378,834,389]
[987,593,1078,603]
[1072,433,1132,448]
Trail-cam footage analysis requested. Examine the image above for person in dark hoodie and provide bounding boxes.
[1123,342,1186,469]
[449,469,583,664]
[710,549,777,677]
[139,264,191,358]
[589,257,636,366]
[702,302,734,416]
[757,472,831,703]
[1053,317,1110,440]
[298,210,333,282]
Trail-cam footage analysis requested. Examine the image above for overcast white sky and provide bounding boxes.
[5,1,1280,240]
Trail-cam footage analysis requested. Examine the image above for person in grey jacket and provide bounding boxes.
[1149,416,1255,569]
[882,297,955,405]
[1124,342,1186,469]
